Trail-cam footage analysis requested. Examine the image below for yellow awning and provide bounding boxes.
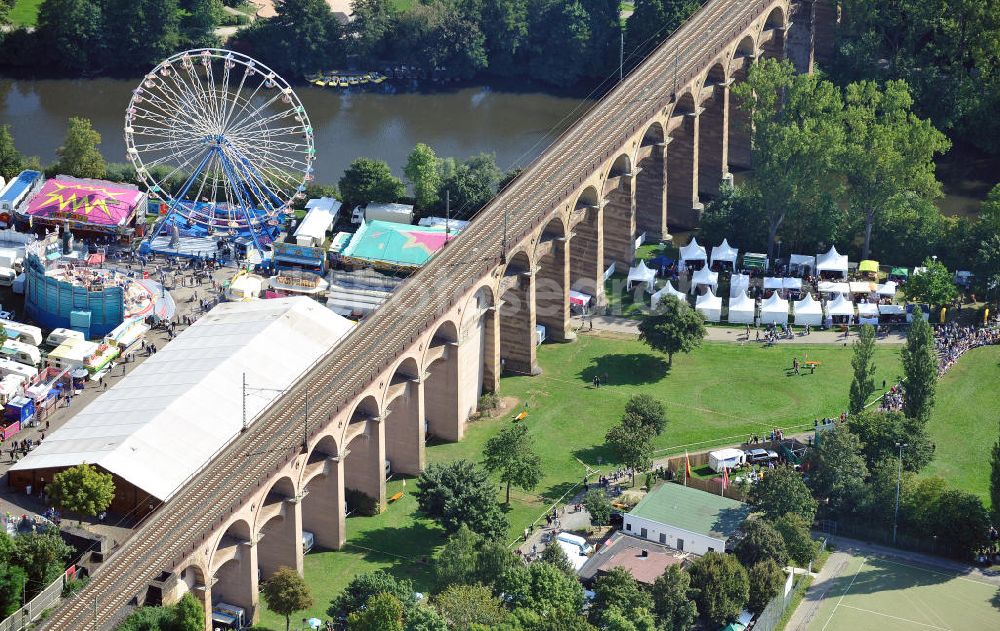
[859,260,879,273]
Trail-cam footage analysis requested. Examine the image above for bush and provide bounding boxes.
[344,488,380,516]
[477,392,501,414]
[583,489,612,526]
[220,13,251,26]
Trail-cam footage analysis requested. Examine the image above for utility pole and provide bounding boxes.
[303,393,309,452]
[444,190,450,247]
[619,31,624,82]
[892,441,907,544]
[242,372,247,431]
[500,204,508,265]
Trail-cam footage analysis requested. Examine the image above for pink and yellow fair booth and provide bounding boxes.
[21,176,146,237]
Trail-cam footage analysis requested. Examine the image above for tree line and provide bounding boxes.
[699,58,999,296]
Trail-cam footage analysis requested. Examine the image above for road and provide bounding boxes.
[44,1,787,627]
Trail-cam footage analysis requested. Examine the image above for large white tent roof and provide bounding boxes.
[11,297,355,501]
[793,293,823,316]
[690,267,719,293]
[651,282,686,309]
[727,292,756,323]
[695,290,722,321]
[626,260,656,289]
[710,239,738,265]
[827,294,855,316]
[679,238,707,262]
[760,293,789,314]
[730,273,750,298]
[816,246,849,275]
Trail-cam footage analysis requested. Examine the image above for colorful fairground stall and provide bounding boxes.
[17,176,146,240]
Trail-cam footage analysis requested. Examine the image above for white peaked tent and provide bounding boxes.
[695,290,722,322]
[711,239,739,267]
[759,293,789,324]
[690,266,719,294]
[827,293,855,322]
[626,260,656,290]
[816,246,849,278]
[783,277,803,291]
[793,293,823,326]
[727,291,756,324]
[857,302,879,325]
[876,280,897,296]
[650,282,687,310]
[730,273,751,298]
[679,238,707,264]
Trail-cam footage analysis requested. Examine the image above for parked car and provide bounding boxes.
[744,448,779,464]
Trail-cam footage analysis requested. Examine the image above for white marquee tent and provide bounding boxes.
[10,298,355,502]
[783,277,803,291]
[727,292,756,324]
[818,281,851,296]
[626,260,657,290]
[695,290,722,322]
[876,280,897,296]
[789,254,816,275]
[763,277,784,290]
[759,293,789,324]
[816,246,849,278]
[650,282,687,309]
[730,273,751,298]
[679,238,707,264]
[793,293,823,326]
[857,302,879,325]
[711,239,739,267]
[690,267,719,294]
[827,293,855,322]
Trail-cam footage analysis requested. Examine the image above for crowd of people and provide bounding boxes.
[934,321,1000,375]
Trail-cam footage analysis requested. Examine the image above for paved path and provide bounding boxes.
[571,315,908,345]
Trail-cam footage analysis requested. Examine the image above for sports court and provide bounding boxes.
[808,552,1000,630]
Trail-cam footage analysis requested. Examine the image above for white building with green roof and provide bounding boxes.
[623,483,751,555]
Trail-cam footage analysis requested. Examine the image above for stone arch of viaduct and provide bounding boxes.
[43,1,837,628]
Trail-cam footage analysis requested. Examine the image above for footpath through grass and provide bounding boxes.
[923,345,1000,505]
[258,336,903,627]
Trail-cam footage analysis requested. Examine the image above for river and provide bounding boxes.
[0,77,591,185]
[0,77,993,215]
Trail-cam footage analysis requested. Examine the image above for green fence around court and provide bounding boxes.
[753,571,807,631]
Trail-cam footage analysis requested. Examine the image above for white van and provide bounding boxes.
[0,340,41,367]
[708,448,746,473]
[0,319,42,346]
[46,328,84,348]
[0,357,38,381]
[0,267,15,287]
[211,602,245,630]
[556,531,593,555]
[302,530,315,554]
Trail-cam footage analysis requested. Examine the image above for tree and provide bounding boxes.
[405,143,441,210]
[651,565,698,631]
[438,153,500,217]
[12,530,72,591]
[434,583,508,629]
[687,552,750,627]
[261,567,313,631]
[582,489,612,526]
[639,294,706,366]
[731,59,845,259]
[171,592,205,631]
[841,80,950,258]
[350,0,395,64]
[804,426,869,515]
[239,0,345,77]
[0,562,26,618]
[923,489,991,558]
[901,315,939,422]
[425,7,488,80]
[588,567,653,625]
[605,418,654,485]
[482,423,543,504]
[624,0,700,69]
[623,394,667,435]
[746,466,817,523]
[735,519,788,567]
[56,117,106,180]
[0,125,24,181]
[100,0,181,72]
[991,421,1000,525]
[433,524,518,590]
[580,0,622,78]
[405,605,449,631]
[36,0,102,73]
[847,410,934,473]
[772,513,818,567]
[414,460,509,538]
[526,0,591,87]
[182,0,223,47]
[848,324,877,414]
[348,592,404,631]
[331,570,416,620]
[747,559,785,613]
[906,257,960,313]
[540,540,576,577]
[45,463,115,521]
[480,0,528,75]
[338,158,406,210]
[500,561,586,615]
[598,606,658,631]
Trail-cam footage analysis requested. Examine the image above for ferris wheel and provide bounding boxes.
[125,48,316,255]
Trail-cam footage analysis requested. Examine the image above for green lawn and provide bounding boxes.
[9,0,42,27]
[922,345,1000,505]
[256,337,904,628]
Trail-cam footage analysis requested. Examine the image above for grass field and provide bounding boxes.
[923,345,1000,505]
[9,0,42,27]
[807,551,1000,630]
[257,336,902,627]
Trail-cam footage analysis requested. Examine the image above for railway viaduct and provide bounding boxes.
[44,0,836,627]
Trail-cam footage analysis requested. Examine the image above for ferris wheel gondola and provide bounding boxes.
[125,48,315,256]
